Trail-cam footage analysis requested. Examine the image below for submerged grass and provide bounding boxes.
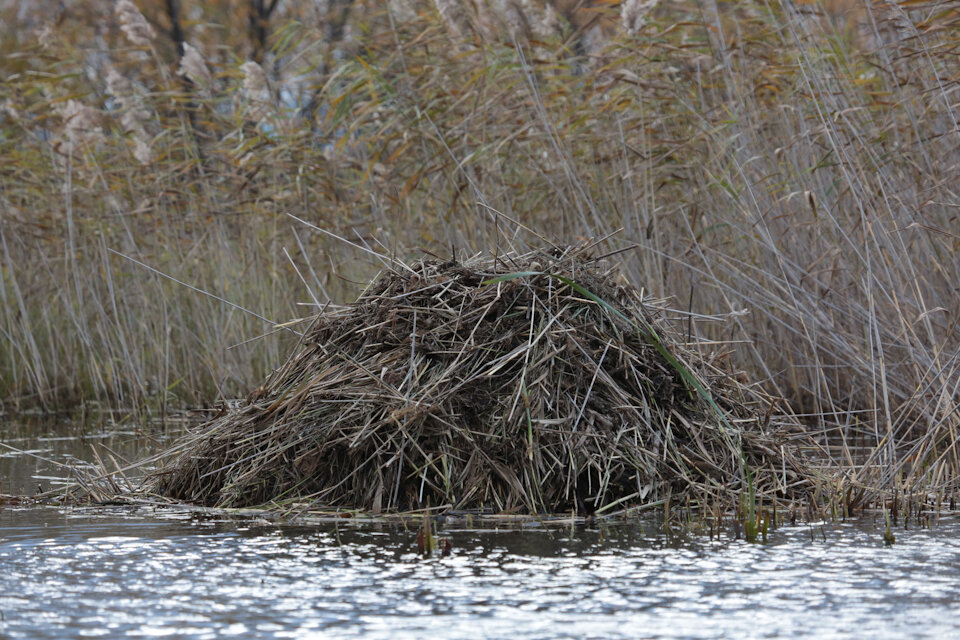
[1,0,959,510]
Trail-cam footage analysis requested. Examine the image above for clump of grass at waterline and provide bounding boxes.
[149,245,812,514]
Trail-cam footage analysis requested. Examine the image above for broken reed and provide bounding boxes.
[1,1,958,502]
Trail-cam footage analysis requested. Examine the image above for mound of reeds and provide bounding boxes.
[151,245,810,513]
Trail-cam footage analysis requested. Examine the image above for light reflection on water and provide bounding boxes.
[2,506,960,639]
[2,429,960,639]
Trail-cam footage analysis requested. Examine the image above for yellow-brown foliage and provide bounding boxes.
[1,0,959,496]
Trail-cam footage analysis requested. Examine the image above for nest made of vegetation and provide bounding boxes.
[151,245,810,513]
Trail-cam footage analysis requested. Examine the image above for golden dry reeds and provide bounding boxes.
[151,246,809,513]
[1,0,959,509]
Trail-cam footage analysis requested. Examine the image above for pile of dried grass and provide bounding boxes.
[152,245,810,513]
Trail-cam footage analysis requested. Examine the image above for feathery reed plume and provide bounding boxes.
[470,0,499,43]
[132,137,153,165]
[240,60,270,122]
[621,0,657,34]
[178,42,212,86]
[388,0,419,23]
[116,0,156,48]
[58,99,103,148]
[105,67,132,98]
[498,0,530,41]
[433,0,467,42]
[240,61,268,97]
[580,24,607,56]
[527,0,562,40]
[106,67,153,165]
[105,68,153,133]
[35,23,55,50]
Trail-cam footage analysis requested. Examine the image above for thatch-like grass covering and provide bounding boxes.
[152,246,809,513]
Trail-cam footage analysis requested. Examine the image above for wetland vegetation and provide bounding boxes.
[1,0,959,521]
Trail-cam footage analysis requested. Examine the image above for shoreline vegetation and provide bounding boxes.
[2,1,959,521]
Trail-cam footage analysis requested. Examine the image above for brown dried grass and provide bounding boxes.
[151,245,810,513]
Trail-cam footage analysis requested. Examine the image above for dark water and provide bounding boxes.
[2,429,960,639]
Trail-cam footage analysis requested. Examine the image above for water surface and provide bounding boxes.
[2,428,958,639]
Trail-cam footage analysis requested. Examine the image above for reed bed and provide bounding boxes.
[1,0,959,508]
[151,246,808,513]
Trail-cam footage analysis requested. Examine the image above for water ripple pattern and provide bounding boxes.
[2,508,959,639]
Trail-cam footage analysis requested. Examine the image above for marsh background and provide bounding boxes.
[1,0,958,500]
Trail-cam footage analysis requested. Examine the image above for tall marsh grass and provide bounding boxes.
[1,0,958,500]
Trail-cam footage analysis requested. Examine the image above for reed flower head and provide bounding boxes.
[120,108,151,135]
[58,99,104,150]
[106,67,149,130]
[105,68,132,102]
[433,0,465,41]
[388,0,418,23]
[241,61,268,97]
[621,0,657,35]
[581,24,606,56]
[498,0,529,40]
[105,67,153,165]
[116,0,156,47]
[60,100,102,138]
[178,43,212,86]
[35,23,56,50]
[240,61,271,122]
[133,136,153,165]
[530,1,562,40]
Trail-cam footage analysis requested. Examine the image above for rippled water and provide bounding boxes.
[2,429,960,639]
